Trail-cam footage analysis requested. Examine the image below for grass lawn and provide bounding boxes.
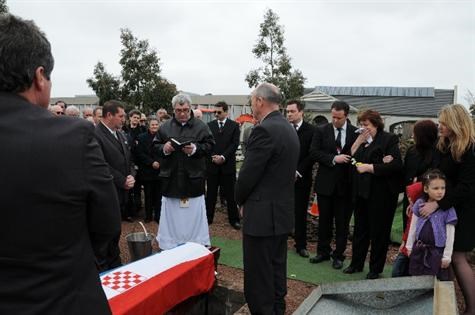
[211,203,404,284]
[390,203,404,244]
[212,236,393,285]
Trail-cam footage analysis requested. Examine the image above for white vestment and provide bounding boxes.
[157,195,210,250]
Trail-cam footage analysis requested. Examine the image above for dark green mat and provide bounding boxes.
[212,236,393,285]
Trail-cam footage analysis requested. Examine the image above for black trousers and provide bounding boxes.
[243,234,287,315]
[350,193,398,273]
[316,194,353,260]
[206,172,239,224]
[143,179,161,221]
[294,183,312,250]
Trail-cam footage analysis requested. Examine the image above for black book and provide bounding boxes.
[170,138,192,150]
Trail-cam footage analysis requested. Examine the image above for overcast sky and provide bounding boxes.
[8,0,475,104]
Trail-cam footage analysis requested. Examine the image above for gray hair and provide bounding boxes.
[171,93,192,108]
[252,82,282,105]
[0,14,54,93]
[65,105,80,117]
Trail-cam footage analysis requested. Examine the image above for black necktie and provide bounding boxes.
[336,128,342,151]
[219,121,224,133]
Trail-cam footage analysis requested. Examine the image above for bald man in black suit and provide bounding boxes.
[236,83,299,315]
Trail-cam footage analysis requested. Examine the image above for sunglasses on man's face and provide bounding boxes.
[214,111,223,114]
[56,112,64,115]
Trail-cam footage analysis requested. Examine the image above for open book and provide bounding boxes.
[170,138,192,150]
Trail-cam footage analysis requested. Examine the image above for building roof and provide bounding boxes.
[50,95,99,106]
[303,86,455,117]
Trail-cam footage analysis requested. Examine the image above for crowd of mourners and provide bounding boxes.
[1,13,474,315]
[48,94,475,315]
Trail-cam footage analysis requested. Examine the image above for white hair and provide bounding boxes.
[171,93,192,108]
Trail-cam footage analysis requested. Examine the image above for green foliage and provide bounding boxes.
[86,62,121,106]
[245,9,306,101]
[465,89,475,116]
[87,29,177,114]
[0,0,8,14]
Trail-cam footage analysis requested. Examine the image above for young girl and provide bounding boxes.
[406,169,457,280]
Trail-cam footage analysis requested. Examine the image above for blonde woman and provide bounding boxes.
[419,104,475,315]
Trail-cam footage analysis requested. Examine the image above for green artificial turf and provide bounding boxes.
[212,236,393,285]
[390,204,404,244]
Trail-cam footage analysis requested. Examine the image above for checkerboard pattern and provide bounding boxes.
[102,270,148,293]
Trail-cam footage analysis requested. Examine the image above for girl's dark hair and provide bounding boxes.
[413,120,438,164]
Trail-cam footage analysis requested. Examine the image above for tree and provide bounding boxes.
[0,0,8,14]
[245,9,306,101]
[86,62,121,106]
[87,29,177,113]
[464,89,475,116]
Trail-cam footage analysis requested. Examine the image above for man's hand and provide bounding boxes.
[212,155,225,165]
[419,201,438,218]
[124,175,135,190]
[334,154,351,164]
[152,161,160,169]
[356,163,373,174]
[163,141,175,155]
[383,155,394,163]
[182,143,196,156]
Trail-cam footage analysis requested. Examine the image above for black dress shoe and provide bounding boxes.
[366,272,379,279]
[231,222,241,230]
[309,254,330,264]
[332,258,344,270]
[343,266,363,274]
[296,249,309,258]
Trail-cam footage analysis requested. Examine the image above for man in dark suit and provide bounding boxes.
[206,101,241,229]
[235,83,299,315]
[123,109,146,218]
[309,101,358,269]
[0,14,120,314]
[95,100,136,269]
[286,100,315,258]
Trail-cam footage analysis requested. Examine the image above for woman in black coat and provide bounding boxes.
[420,104,475,314]
[402,120,439,230]
[135,117,162,223]
[343,110,403,280]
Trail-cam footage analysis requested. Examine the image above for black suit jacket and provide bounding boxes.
[207,119,240,175]
[311,122,358,196]
[135,131,160,181]
[95,122,134,192]
[0,92,120,315]
[352,131,403,199]
[295,121,315,187]
[235,111,300,236]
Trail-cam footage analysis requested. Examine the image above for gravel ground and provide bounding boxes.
[119,205,473,314]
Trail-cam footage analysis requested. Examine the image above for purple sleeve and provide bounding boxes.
[444,207,458,225]
[412,198,424,217]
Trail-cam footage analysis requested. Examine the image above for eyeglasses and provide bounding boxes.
[214,111,223,114]
[56,112,64,115]
[140,120,146,122]
[174,108,190,114]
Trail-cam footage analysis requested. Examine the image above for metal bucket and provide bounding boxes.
[126,232,154,262]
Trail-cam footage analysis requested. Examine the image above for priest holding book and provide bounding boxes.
[152,93,215,250]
